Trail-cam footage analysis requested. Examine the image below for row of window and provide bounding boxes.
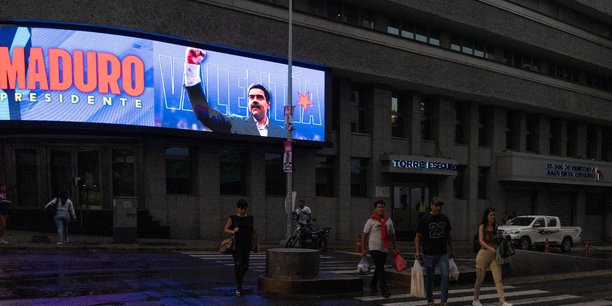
[166,147,343,197]
[256,0,612,92]
[351,85,612,161]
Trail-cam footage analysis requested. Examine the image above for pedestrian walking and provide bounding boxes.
[414,196,454,306]
[44,190,76,245]
[361,199,397,298]
[472,207,512,306]
[223,199,259,296]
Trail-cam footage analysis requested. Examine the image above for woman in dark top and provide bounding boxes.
[224,199,258,296]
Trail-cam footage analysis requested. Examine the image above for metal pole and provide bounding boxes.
[284,0,294,244]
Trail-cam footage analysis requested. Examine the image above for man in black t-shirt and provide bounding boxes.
[414,196,454,306]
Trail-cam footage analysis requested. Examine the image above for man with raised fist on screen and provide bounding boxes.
[183,47,287,138]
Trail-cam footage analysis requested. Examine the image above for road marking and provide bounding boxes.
[380,290,550,306]
[559,300,612,306]
[508,294,583,305]
[354,285,515,302]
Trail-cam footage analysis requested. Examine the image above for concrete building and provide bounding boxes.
[1,0,612,243]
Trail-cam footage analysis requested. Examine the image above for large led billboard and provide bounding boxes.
[0,24,326,141]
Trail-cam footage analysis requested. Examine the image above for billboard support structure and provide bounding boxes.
[284,0,294,246]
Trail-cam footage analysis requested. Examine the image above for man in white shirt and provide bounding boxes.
[294,200,312,224]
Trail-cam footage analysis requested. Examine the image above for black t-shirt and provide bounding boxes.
[416,213,452,256]
[231,215,254,248]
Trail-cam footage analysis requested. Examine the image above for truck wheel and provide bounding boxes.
[561,237,572,252]
[520,237,531,250]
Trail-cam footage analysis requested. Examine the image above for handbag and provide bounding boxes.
[392,248,408,272]
[410,259,425,298]
[217,236,235,254]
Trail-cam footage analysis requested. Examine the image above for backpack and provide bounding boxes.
[472,232,480,253]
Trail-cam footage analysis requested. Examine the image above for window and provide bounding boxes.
[420,97,436,141]
[548,62,579,82]
[550,119,562,155]
[452,37,494,59]
[586,125,599,159]
[387,18,400,35]
[505,111,519,151]
[350,158,368,197]
[478,167,488,199]
[453,165,466,199]
[220,148,246,195]
[165,147,193,194]
[503,50,540,72]
[331,77,341,131]
[15,149,38,206]
[391,95,408,138]
[113,149,135,196]
[415,25,428,43]
[401,22,414,39]
[265,153,286,195]
[350,84,370,134]
[315,155,334,197]
[455,102,467,145]
[566,121,577,157]
[526,114,539,153]
[478,106,492,147]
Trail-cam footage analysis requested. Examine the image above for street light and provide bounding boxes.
[283,0,294,245]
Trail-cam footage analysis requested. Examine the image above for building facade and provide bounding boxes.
[1,0,612,243]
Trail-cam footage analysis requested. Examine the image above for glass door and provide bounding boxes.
[392,185,430,239]
[49,148,102,230]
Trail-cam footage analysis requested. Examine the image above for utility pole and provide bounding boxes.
[283,0,294,245]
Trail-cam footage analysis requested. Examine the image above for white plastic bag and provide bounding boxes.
[449,258,459,281]
[410,260,425,298]
[357,257,370,275]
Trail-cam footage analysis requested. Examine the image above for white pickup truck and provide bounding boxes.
[498,215,581,252]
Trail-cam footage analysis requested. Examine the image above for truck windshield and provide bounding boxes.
[506,217,534,226]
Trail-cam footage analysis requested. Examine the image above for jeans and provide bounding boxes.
[423,253,449,302]
[54,214,70,242]
[369,250,388,292]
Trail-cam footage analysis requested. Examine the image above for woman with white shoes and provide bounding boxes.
[45,190,76,245]
[473,207,512,306]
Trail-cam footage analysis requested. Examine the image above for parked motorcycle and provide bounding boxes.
[285,221,331,250]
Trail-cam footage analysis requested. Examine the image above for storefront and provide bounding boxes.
[382,155,457,238]
[498,152,612,241]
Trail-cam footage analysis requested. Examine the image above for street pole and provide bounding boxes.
[283,0,294,245]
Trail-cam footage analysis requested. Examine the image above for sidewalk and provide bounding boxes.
[0,229,218,251]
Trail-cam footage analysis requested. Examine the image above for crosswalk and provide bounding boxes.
[354,285,610,306]
[179,251,612,305]
[179,251,383,275]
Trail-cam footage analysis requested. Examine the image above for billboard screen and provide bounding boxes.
[0,25,326,141]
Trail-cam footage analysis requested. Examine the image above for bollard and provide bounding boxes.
[544,238,550,253]
[354,234,363,254]
[584,241,591,257]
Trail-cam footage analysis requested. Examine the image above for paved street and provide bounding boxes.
[0,246,612,305]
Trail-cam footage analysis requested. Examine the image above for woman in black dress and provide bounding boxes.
[223,199,258,296]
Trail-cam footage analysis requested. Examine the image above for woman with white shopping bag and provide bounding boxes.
[473,207,512,306]
[361,200,397,298]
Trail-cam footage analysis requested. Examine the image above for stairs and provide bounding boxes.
[137,210,170,238]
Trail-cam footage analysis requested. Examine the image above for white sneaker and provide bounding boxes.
[472,300,483,306]
[0,239,8,244]
[501,302,513,306]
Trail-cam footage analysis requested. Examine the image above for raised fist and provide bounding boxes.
[186,47,206,65]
